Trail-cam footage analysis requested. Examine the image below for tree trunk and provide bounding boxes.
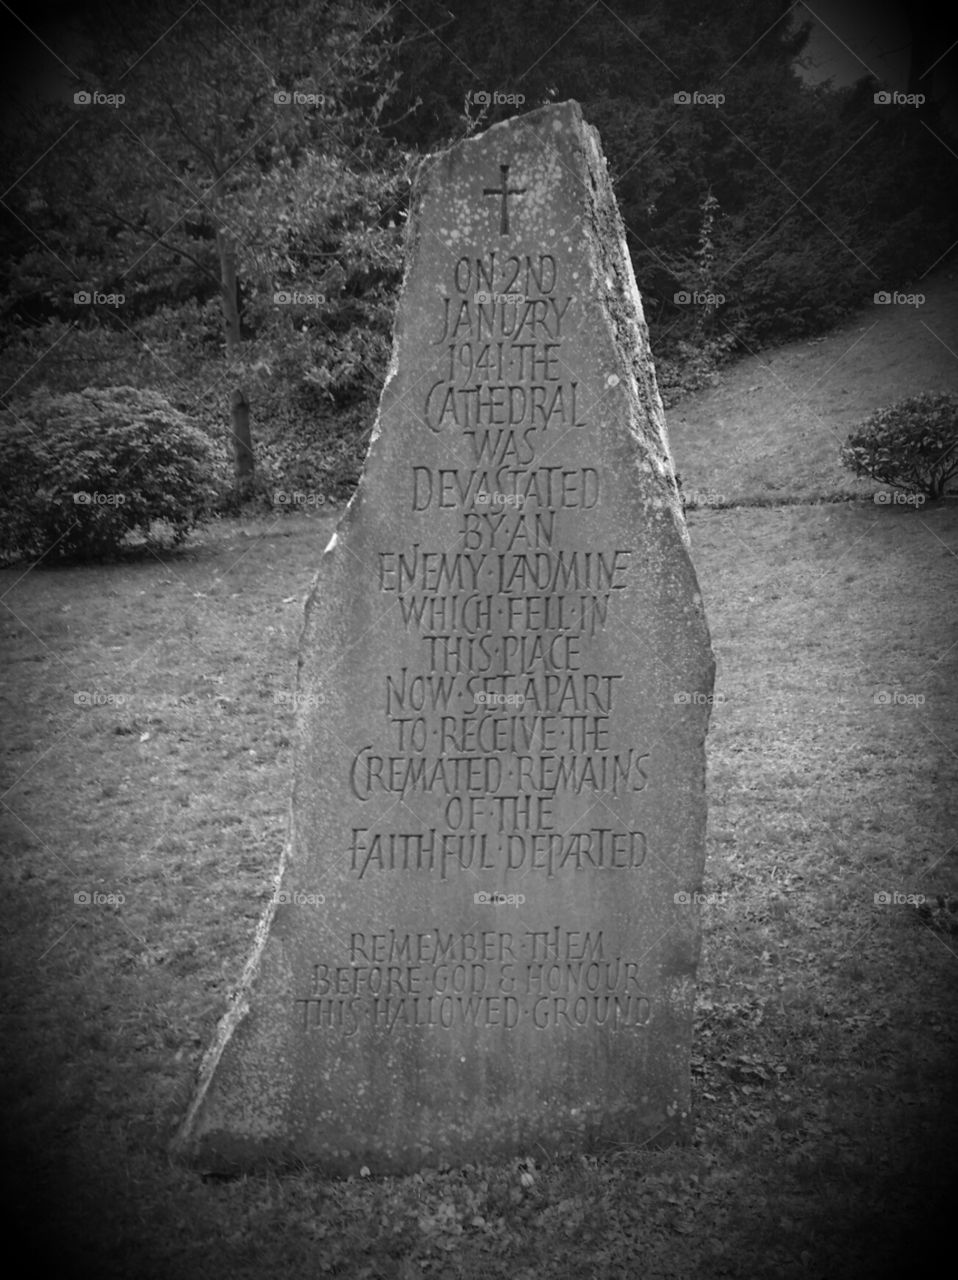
[230,387,253,494]
[217,229,254,494]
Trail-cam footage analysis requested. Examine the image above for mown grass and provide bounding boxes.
[2,494,956,1279]
[666,266,958,507]
[3,276,958,1278]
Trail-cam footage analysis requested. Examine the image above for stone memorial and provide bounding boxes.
[173,100,715,1174]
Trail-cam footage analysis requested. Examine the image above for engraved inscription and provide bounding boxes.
[297,928,653,1034]
[311,235,660,1034]
[351,246,652,883]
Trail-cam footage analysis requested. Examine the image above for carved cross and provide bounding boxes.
[483,163,526,235]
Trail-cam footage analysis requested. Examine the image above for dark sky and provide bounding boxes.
[0,2,80,102]
[795,0,912,87]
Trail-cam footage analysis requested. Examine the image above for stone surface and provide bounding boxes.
[173,100,715,1175]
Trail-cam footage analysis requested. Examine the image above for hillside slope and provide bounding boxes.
[664,266,958,506]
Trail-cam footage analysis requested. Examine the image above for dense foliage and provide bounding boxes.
[1,0,955,500]
[0,387,217,560]
[386,1,957,351]
[841,392,958,500]
[0,0,408,495]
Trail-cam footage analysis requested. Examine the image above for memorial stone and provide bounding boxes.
[173,100,715,1174]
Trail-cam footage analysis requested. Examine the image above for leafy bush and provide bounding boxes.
[655,332,738,408]
[840,392,958,500]
[0,386,218,560]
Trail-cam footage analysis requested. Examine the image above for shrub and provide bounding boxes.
[840,392,958,500]
[655,332,738,408]
[0,386,218,561]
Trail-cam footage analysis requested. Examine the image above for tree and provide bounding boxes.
[383,1,957,357]
[384,0,816,343]
[1,0,402,495]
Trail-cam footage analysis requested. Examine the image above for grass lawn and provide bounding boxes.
[666,265,958,506]
[2,281,958,1277]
